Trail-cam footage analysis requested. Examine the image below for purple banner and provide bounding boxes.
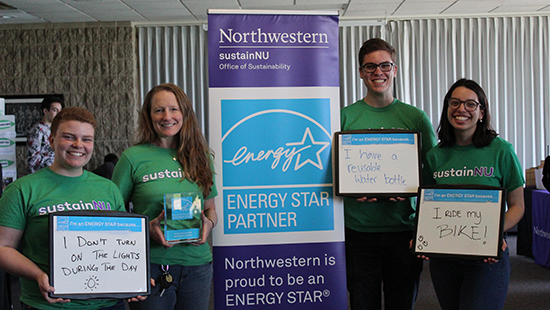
[532,189,550,267]
[208,13,339,88]
[208,11,346,310]
[213,242,347,309]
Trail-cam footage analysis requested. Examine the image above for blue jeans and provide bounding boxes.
[345,228,423,310]
[429,247,510,310]
[129,263,213,310]
[21,299,125,310]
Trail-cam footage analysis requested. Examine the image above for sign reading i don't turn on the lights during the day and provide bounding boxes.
[49,211,150,299]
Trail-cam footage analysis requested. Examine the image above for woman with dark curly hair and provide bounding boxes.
[424,78,525,310]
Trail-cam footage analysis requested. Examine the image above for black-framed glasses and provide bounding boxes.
[447,98,481,112]
[360,62,395,73]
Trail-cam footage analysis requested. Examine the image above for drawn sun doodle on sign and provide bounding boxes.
[84,275,100,291]
[222,103,333,187]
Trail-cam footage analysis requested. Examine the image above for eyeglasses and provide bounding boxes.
[447,98,482,112]
[360,62,395,73]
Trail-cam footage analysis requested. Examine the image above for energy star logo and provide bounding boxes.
[222,98,332,187]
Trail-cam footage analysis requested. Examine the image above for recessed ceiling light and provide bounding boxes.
[0,15,16,19]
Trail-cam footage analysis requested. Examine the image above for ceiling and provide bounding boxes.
[0,0,550,25]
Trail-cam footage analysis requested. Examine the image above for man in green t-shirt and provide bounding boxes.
[340,38,437,310]
[0,107,145,310]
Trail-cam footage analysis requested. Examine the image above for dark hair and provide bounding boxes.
[51,107,97,137]
[138,83,214,197]
[41,95,64,111]
[104,153,119,164]
[437,78,497,148]
[358,38,396,66]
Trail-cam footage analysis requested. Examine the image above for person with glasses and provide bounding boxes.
[340,38,437,310]
[424,78,525,310]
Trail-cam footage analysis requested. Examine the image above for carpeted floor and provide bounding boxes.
[5,235,549,309]
[414,234,550,310]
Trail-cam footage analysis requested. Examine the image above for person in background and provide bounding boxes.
[112,83,217,310]
[92,153,119,179]
[340,38,437,310]
[424,78,525,310]
[27,96,64,173]
[0,107,145,310]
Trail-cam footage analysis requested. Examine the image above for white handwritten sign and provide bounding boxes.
[334,130,421,197]
[49,211,150,299]
[414,186,506,259]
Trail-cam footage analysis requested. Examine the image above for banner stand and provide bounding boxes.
[208,10,347,309]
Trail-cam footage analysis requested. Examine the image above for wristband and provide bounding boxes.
[207,217,215,228]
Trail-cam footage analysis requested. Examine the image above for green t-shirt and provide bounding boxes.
[424,137,525,191]
[0,168,126,310]
[112,144,217,266]
[340,98,437,232]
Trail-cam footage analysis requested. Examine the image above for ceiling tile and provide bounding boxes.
[239,0,294,7]
[395,2,457,15]
[344,2,402,17]
[64,2,131,12]
[34,11,97,22]
[1,0,550,24]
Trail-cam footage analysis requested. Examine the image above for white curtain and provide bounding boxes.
[386,16,550,171]
[137,25,209,132]
[138,15,550,170]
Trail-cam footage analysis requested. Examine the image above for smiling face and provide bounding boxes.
[150,90,183,148]
[447,86,485,143]
[359,50,397,98]
[48,120,95,176]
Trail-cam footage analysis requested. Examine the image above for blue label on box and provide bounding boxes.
[166,228,200,240]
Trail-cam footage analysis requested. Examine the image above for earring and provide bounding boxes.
[479,118,483,123]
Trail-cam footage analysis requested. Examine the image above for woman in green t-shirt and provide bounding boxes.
[112,83,217,310]
[424,79,525,310]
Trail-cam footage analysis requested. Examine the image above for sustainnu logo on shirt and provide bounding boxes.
[432,166,495,180]
[38,200,114,215]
